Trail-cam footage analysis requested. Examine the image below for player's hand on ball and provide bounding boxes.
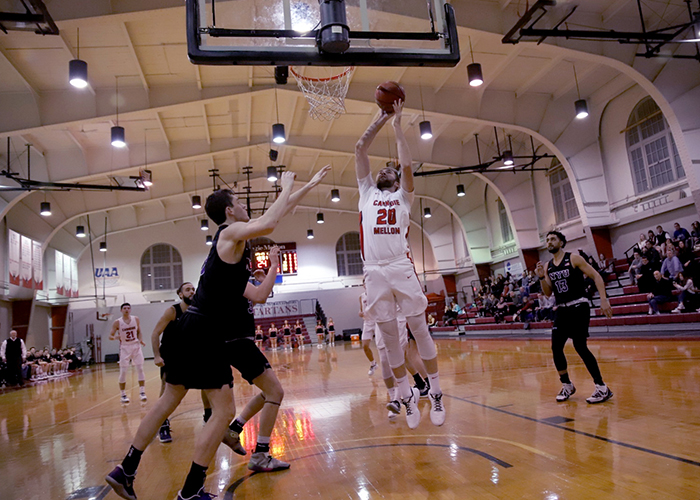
[391,100,404,126]
[280,171,296,190]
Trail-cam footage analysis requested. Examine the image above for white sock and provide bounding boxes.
[121,390,126,396]
[396,376,412,400]
[387,386,397,401]
[428,373,441,395]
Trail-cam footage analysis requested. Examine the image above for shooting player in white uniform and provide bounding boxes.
[355,101,445,429]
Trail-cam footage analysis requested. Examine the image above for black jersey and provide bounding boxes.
[162,303,184,341]
[192,225,255,340]
[547,252,586,305]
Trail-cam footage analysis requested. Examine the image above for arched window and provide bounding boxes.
[626,97,684,194]
[141,244,183,291]
[336,232,363,276]
[497,199,513,243]
[549,158,580,223]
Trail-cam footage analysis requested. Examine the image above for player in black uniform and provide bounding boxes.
[106,167,329,500]
[220,166,331,472]
[150,281,200,443]
[535,231,614,404]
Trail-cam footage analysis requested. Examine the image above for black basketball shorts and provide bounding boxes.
[552,302,591,340]
[224,337,271,384]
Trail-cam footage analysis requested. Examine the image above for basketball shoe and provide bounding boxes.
[586,385,613,404]
[368,362,377,376]
[429,392,445,426]
[402,387,421,429]
[105,465,137,500]
[139,390,147,402]
[248,452,290,472]
[222,429,247,456]
[177,487,216,500]
[158,420,172,443]
[386,399,401,419]
[556,383,576,402]
[120,393,130,404]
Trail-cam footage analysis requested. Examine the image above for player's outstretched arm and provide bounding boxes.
[222,172,295,243]
[355,112,391,181]
[244,247,280,303]
[284,165,331,216]
[151,308,176,366]
[391,101,414,193]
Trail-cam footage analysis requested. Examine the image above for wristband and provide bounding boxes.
[538,276,546,281]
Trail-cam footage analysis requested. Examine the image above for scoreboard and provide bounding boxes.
[252,242,298,275]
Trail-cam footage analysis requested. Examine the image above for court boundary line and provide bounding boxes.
[447,394,700,467]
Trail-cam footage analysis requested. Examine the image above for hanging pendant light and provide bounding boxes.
[192,195,202,209]
[272,88,286,144]
[205,235,213,246]
[331,188,340,202]
[419,84,432,140]
[267,166,278,182]
[317,212,325,224]
[76,225,86,237]
[99,241,107,252]
[467,37,484,87]
[111,77,126,147]
[201,219,209,231]
[423,207,432,218]
[40,201,51,216]
[69,28,88,89]
[307,229,315,239]
[573,64,589,120]
[456,184,465,197]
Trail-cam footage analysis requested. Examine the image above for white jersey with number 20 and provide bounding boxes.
[358,174,413,264]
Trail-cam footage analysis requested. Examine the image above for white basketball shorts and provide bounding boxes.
[364,257,428,323]
[119,343,144,367]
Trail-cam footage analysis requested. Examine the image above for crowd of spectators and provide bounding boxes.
[0,342,82,388]
[632,222,700,314]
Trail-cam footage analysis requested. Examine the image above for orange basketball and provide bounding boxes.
[375,81,405,113]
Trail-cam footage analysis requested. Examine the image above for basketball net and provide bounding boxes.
[290,66,355,121]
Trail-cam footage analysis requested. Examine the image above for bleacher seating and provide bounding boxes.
[435,258,700,336]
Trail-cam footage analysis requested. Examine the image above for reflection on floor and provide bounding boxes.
[1,339,699,499]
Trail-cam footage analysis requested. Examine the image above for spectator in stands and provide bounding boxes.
[691,221,700,245]
[597,253,614,281]
[637,255,656,294]
[629,249,644,285]
[443,304,457,326]
[481,293,495,317]
[536,292,556,321]
[493,296,509,323]
[672,271,697,313]
[673,222,690,242]
[513,293,536,326]
[643,239,661,267]
[637,233,647,251]
[656,225,671,253]
[660,244,683,279]
[647,270,674,315]
[427,314,436,331]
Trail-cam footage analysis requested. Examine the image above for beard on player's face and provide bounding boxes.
[546,240,562,254]
[182,295,193,305]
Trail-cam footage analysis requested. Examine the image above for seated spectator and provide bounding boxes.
[647,229,657,247]
[628,249,643,285]
[427,313,436,331]
[643,239,661,266]
[536,293,556,321]
[673,222,690,242]
[647,270,674,315]
[597,253,614,281]
[636,255,656,294]
[636,233,647,251]
[656,225,671,253]
[481,293,495,317]
[660,245,683,279]
[451,302,462,315]
[672,271,697,313]
[513,294,537,325]
[443,304,457,326]
[493,296,509,323]
[691,221,700,245]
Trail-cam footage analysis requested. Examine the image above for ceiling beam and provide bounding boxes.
[603,0,630,23]
[201,103,211,146]
[515,54,564,97]
[501,0,514,10]
[121,22,149,92]
[0,48,39,100]
[433,62,462,94]
[479,45,525,95]
[154,111,170,151]
[322,117,335,143]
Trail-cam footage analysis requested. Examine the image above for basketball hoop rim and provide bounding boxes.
[290,66,354,82]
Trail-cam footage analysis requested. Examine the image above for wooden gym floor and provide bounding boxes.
[1,338,699,499]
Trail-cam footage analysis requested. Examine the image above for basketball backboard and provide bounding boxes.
[186,0,459,67]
